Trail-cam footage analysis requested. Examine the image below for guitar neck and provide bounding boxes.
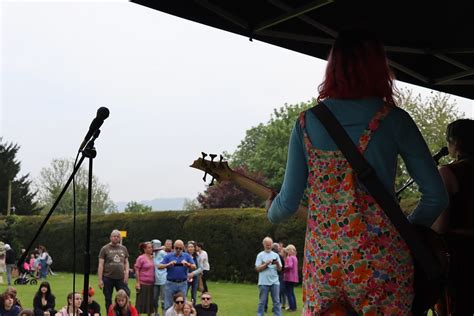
[228,171,273,200]
[227,170,307,220]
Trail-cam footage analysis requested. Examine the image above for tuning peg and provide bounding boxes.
[218,155,224,166]
[201,152,208,159]
[209,154,217,162]
[201,152,209,181]
[202,172,207,182]
[209,177,215,186]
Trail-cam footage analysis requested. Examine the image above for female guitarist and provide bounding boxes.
[265,30,449,315]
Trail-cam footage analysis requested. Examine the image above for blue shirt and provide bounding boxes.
[255,250,281,285]
[161,251,195,281]
[0,305,21,316]
[153,250,167,285]
[268,98,448,227]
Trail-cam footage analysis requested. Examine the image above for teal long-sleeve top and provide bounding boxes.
[268,98,449,227]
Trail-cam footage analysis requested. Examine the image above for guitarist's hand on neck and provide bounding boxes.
[265,191,277,214]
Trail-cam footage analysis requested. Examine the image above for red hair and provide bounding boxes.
[318,30,397,105]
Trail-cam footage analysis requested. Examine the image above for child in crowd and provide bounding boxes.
[0,292,21,316]
[55,292,82,316]
[107,290,137,316]
[82,287,100,316]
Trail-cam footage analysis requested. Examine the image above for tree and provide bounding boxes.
[231,100,315,190]
[230,90,464,198]
[197,166,267,208]
[124,201,152,213]
[183,198,201,211]
[36,158,116,214]
[396,89,465,198]
[0,138,40,215]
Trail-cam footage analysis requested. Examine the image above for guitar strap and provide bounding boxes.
[311,102,442,280]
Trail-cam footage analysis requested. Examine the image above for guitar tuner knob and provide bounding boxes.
[202,172,208,182]
[209,154,217,162]
[209,177,215,186]
[201,152,208,159]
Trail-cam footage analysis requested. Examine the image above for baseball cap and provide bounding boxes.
[151,239,164,250]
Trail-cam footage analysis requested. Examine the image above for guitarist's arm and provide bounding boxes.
[267,124,309,223]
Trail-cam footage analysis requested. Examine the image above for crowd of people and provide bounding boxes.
[0,244,54,286]
[255,237,299,316]
[97,230,216,316]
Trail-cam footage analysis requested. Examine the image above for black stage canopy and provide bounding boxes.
[131,0,474,100]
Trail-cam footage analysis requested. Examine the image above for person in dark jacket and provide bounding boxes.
[5,244,16,286]
[33,281,56,316]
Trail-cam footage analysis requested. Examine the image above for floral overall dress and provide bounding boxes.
[300,105,414,315]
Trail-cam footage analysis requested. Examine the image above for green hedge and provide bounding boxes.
[0,198,418,283]
[0,209,305,283]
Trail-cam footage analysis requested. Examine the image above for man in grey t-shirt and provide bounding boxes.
[98,229,130,312]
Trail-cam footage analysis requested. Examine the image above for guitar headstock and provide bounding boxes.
[190,152,233,186]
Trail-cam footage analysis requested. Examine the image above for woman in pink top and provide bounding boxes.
[284,244,299,312]
[134,242,155,316]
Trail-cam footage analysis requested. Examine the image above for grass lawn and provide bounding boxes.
[3,273,302,315]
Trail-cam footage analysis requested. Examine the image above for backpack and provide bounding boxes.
[46,254,53,265]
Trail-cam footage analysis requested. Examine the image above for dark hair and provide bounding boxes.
[34,281,55,301]
[19,309,34,316]
[446,119,474,157]
[196,242,204,249]
[318,29,396,105]
[173,292,185,302]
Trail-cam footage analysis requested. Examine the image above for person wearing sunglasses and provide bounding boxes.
[158,240,196,311]
[164,293,185,316]
[194,293,218,316]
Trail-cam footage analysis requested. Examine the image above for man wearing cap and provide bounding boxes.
[158,240,195,310]
[151,239,167,316]
[5,244,16,286]
[98,229,130,313]
[83,286,101,316]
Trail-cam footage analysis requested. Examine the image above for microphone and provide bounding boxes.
[433,146,449,165]
[78,107,110,152]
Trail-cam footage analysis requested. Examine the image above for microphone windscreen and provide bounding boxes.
[97,107,110,120]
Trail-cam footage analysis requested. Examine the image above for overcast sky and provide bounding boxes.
[1,0,473,204]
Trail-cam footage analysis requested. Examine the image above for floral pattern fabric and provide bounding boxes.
[300,105,414,315]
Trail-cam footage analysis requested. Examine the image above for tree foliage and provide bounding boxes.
[124,201,152,213]
[197,166,267,208]
[231,100,315,190]
[395,89,465,197]
[0,138,40,215]
[36,158,116,214]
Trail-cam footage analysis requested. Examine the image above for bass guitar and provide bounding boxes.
[189,152,307,220]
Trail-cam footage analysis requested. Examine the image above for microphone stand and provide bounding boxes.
[81,129,99,312]
[396,153,445,199]
[17,129,102,314]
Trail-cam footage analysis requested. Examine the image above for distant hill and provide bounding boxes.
[115,198,187,212]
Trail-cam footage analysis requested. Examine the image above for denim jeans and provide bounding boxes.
[285,281,297,311]
[164,280,187,310]
[187,274,200,304]
[258,284,281,316]
[102,276,130,313]
[279,275,286,307]
[39,260,48,279]
[153,284,165,315]
[6,264,15,285]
